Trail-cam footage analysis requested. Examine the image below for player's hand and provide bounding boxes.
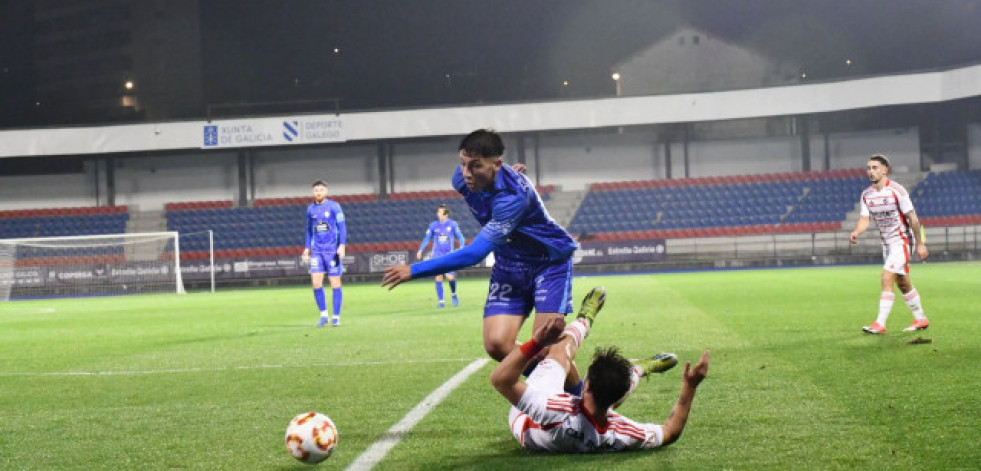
[416,250,423,260]
[532,317,566,347]
[683,350,709,389]
[849,232,859,244]
[381,264,412,290]
[337,245,345,259]
[511,163,527,174]
[301,249,310,263]
[916,244,929,261]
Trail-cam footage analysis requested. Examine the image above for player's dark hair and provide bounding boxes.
[437,204,450,216]
[458,129,505,158]
[869,154,890,169]
[586,346,633,412]
[312,180,327,188]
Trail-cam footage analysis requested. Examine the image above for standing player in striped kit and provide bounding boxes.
[849,155,930,334]
[416,204,466,308]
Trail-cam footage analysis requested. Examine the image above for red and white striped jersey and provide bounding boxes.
[510,390,664,453]
[859,178,915,246]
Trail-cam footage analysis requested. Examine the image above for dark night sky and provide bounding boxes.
[3,0,981,125]
[198,0,981,111]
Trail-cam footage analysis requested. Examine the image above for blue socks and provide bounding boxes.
[449,279,457,294]
[332,288,342,318]
[435,281,444,302]
[313,288,327,313]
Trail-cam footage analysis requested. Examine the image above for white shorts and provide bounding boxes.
[508,359,565,440]
[882,242,910,275]
[524,358,567,394]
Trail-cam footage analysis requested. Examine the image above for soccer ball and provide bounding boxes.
[285,412,338,464]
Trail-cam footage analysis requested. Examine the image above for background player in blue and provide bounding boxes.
[416,204,466,308]
[383,129,580,385]
[301,180,347,327]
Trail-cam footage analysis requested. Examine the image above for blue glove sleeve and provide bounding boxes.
[410,236,494,279]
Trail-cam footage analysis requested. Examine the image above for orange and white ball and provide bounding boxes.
[285,412,338,464]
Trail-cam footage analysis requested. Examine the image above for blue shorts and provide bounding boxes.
[309,252,343,276]
[484,258,573,317]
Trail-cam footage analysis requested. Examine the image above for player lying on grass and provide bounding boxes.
[490,286,710,452]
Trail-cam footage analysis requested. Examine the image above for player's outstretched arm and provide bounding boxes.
[384,237,494,290]
[661,350,709,446]
[490,317,565,406]
[411,236,493,279]
[381,265,412,290]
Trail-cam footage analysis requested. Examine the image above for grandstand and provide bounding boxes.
[912,169,981,226]
[570,169,867,240]
[0,206,129,239]
[163,188,554,260]
[150,168,979,271]
[4,168,980,272]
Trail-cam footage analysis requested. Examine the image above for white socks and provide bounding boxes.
[903,288,927,320]
[562,318,590,347]
[875,291,895,326]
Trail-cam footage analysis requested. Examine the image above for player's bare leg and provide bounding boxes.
[311,272,325,289]
[484,315,528,361]
[543,325,581,375]
[483,312,565,361]
[548,287,606,374]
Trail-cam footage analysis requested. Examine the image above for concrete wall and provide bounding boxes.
[673,135,802,178]
[113,152,238,210]
[818,127,920,172]
[0,162,98,209]
[253,144,378,198]
[534,132,661,190]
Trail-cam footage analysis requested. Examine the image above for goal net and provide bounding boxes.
[0,232,185,301]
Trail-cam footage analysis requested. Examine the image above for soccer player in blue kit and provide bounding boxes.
[301,180,347,327]
[416,204,466,308]
[383,129,581,386]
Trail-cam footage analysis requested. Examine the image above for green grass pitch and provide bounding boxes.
[1,262,979,470]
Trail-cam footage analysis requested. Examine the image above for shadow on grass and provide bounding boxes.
[420,446,678,471]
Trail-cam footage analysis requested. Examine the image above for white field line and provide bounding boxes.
[0,357,479,377]
[345,358,490,471]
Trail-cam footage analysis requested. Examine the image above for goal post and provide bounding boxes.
[0,231,190,301]
[173,229,216,293]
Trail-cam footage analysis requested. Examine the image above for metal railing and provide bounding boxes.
[662,225,980,261]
